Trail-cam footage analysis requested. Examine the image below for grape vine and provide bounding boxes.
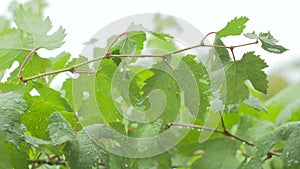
[1,1,299,169]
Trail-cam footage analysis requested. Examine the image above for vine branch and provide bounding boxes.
[18,31,258,83]
[18,48,37,82]
[168,112,281,162]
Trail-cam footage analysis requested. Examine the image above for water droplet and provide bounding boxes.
[124,164,128,168]
[83,91,90,100]
[197,129,201,131]
[191,128,194,130]
[242,142,246,144]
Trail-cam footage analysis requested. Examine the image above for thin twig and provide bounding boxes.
[162,58,174,70]
[28,159,67,166]
[18,49,37,82]
[219,112,228,133]
[200,31,217,45]
[169,122,253,146]
[169,112,282,162]
[230,46,236,61]
[19,32,259,83]
[73,71,96,74]
[21,56,106,82]
[170,123,225,134]
[263,151,282,162]
[106,32,128,54]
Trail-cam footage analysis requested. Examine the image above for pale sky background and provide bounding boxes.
[1,0,299,82]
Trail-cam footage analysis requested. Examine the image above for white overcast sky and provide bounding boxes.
[1,0,299,82]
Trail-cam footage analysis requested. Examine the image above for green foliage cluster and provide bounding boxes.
[0,1,298,169]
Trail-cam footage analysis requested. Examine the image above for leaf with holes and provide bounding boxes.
[244,31,288,54]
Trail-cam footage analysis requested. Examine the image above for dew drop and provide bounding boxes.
[83,91,90,100]
[242,142,246,144]
[197,129,201,131]
[124,164,128,168]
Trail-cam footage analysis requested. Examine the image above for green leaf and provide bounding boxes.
[150,31,173,41]
[245,31,288,54]
[47,52,71,82]
[0,16,10,33]
[24,133,49,147]
[127,31,146,54]
[8,53,52,82]
[212,36,231,64]
[244,32,259,39]
[50,52,71,71]
[191,138,240,169]
[117,37,136,54]
[47,112,109,168]
[217,16,249,37]
[112,31,146,55]
[153,13,182,32]
[0,134,28,169]
[275,99,300,126]
[14,5,66,50]
[225,52,268,106]
[96,59,122,122]
[0,81,26,95]
[129,67,181,125]
[30,81,72,112]
[108,155,132,169]
[255,122,300,169]
[259,32,288,53]
[182,55,211,119]
[23,0,48,17]
[260,83,300,121]
[64,131,109,169]
[243,94,269,113]
[23,96,56,139]
[47,112,76,146]
[0,30,52,80]
[134,153,172,168]
[61,78,74,109]
[0,92,27,148]
[241,157,263,169]
[0,30,31,72]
